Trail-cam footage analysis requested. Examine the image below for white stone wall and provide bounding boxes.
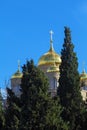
[81,87,87,102]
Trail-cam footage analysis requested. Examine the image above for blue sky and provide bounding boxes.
[0,0,87,92]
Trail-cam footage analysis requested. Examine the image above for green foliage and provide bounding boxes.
[19,60,68,130]
[5,88,20,130]
[19,60,50,129]
[2,59,69,130]
[58,27,84,130]
[45,97,68,130]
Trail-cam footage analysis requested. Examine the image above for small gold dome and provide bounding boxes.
[11,61,23,79]
[11,70,23,79]
[38,47,61,66]
[80,70,87,81]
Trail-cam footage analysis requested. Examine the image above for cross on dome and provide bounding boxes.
[49,30,54,42]
[82,61,86,73]
[18,60,20,72]
[49,30,54,50]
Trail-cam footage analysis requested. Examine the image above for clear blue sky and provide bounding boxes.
[0,0,87,91]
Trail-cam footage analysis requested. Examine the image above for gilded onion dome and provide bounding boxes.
[11,70,23,79]
[80,69,87,81]
[38,30,61,66]
[11,61,23,79]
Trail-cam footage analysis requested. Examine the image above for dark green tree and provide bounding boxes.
[4,88,20,130]
[45,97,68,130]
[19,60,49,130]
[58,27,84,130]
[0,88,5,130]
[19,60,68,130]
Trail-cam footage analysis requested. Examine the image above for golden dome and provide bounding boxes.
[38,30,61,67]
[38,46,61,66]
[80,70,87,81]
[11,70,23,79]
[38,42,61,66]
[11,61,23,79]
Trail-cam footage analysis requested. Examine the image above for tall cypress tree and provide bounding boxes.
[58,27,83,130]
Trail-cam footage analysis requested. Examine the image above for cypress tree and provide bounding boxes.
[58,27,83,130]
[19,60,49,130]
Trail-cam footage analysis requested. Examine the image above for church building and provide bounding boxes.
[10,30,87,102]
[11,30,61,97]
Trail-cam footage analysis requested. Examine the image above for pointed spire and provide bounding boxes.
[82,62,86,74]
[18,60,20,72]
[49,30,54,50]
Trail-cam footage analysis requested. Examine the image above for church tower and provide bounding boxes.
[11,61,23,97]
[80,68,87,102]
[38,31,61,96]
[80,69,87,87]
